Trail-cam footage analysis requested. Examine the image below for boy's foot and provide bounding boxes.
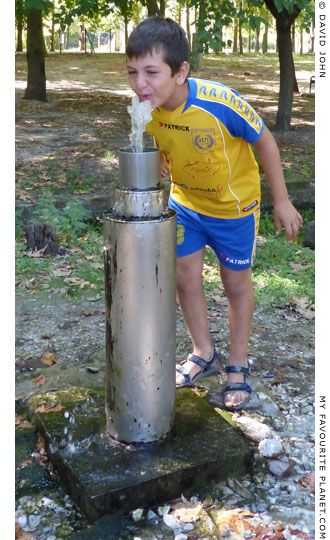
[222,363,251,411]
[176,349,219,388]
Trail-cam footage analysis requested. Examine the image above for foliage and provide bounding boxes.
[29,197,92,244]
[16,199,103,297]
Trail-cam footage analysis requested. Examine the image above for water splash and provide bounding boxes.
[127,96,152,153]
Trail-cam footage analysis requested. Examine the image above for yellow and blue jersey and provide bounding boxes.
[146,78,264,219]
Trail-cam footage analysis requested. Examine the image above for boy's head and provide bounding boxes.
[126,17,190,77]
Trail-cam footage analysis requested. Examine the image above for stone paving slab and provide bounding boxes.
[27,387,253,523]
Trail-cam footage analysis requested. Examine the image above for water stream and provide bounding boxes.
[127,96,152,153]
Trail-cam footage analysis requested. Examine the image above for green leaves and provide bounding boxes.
[29,197,92,244]
[24,0,54,15]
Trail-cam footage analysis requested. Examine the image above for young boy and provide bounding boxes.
[126,17,303,411]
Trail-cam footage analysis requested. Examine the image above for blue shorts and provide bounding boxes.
[169,197,260,271]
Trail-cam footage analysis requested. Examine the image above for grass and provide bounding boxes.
[15,200,315,312]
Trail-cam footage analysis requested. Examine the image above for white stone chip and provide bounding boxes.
[258,438,284,457]
[236,416,272,442]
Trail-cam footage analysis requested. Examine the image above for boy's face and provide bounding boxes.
[126,50,189,112]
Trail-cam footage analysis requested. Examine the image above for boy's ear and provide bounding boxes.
[176,61,190,84]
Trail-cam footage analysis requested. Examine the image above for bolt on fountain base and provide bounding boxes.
[28,386,253,523]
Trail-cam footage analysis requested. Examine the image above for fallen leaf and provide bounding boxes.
[24,246,48,258]
[211,295,224,304]
[270,377,285,386]
[15,520,37,539]
[40,352,57,366]
[32,375,47,385]
[212,508,254,534]
[289,262,313,272]
[171,499,203,523]
[288,527,311,539]
[298,472,315,493]
[41,333,54,339]
[15,415,33,429]
[52,268,72,277]
[34,403,64,414]
[82,309,95,317]
[291,297,314,310]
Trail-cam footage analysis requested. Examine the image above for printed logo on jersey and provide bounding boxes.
[191,129,216,154]
[158,122,190,132]
[183,158,220,181]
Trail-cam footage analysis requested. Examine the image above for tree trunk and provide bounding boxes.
[239,25,243,54]
[24,9,47,102]
[248,28,251,52]
[233,18,238,52]
[50,11,55,52]
[255,27,260,52]
[275,19,295,130]
[186,1,191,48]
[80,24,85,51]
[125,17,128,48]
[160,0,166,17]
[291,21,295,53]
[25,224,66,256]
[264,0,301,130]
[300,28,303,54]
[147,0,160,17]
[65,25,70,50]
[262,25,268,54]
[16,20,24,52]
[309,21,314,53]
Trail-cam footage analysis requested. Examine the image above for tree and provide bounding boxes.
[15,0,26,52]
[263,0,313,130]
[23,0,53,102]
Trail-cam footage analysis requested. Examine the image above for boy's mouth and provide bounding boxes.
[140,94,152,102]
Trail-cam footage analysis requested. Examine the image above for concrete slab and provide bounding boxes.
[28,387,253,523]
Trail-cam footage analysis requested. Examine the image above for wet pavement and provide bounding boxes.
[15,290,315,539]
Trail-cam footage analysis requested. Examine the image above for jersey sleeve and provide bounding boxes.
[193,82,264,143]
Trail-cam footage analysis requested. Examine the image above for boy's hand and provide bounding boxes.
[160,156,168,178]
[273,199,303,241]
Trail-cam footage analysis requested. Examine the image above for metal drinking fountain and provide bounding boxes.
[103,147,177,443]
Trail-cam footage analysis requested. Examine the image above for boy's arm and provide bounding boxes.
[252,126,303,241]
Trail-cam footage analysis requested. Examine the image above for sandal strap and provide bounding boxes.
[175,364,192,385]
[223,382,251,395]
[225,365,250,376]
[184,349,218,371]
[186,353,210,371]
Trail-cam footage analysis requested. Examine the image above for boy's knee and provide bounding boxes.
[221,269,252,298]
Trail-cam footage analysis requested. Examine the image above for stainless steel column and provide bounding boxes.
[104,148,177,443]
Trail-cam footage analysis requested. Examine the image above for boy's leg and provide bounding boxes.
[175,248,214,386]
[219,265,254,409]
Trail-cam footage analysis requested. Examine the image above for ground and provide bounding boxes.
[15,52,315,539]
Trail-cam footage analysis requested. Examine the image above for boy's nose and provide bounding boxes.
[136,73,147,90]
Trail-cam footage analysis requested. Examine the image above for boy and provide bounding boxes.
[126,17,303,411]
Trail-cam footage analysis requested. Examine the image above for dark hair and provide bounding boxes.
[126,17,190,76]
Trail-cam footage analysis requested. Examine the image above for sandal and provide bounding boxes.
[222,364,251,411]
[176,349,219,388]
